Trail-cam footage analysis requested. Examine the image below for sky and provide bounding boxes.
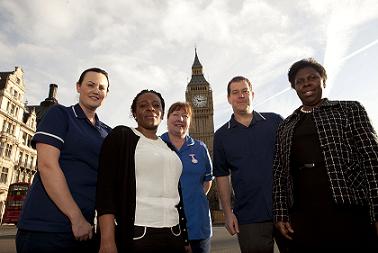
[1,0,378,134]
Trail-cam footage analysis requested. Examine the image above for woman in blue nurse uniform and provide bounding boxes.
[162,101,213,253]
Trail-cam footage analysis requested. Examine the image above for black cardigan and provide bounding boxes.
[96,126,188,251]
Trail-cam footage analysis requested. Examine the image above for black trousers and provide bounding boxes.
[131,224,186,253]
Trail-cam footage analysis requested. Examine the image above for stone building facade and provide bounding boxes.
[0,67,58,222]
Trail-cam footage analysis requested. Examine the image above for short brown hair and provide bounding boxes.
[167,102,193,119]
[227,76,252,96]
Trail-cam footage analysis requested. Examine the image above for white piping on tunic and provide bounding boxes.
[71,106,78,117]
[34,131,64,144]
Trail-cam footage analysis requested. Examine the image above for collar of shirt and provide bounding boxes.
[292,98,340,117]
[227,110,267,129]
[72,103,103,129]
[160,133,195,152]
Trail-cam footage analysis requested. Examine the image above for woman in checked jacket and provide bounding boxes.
[273,58,378,252]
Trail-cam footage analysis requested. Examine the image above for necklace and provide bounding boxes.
[300,107,313,114]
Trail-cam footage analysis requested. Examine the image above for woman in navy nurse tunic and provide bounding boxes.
[16,68,111,253]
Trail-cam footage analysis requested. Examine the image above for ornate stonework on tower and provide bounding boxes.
[185,49,214,156]
[185,51,223,219]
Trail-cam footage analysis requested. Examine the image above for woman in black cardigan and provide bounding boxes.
[96,90,188,253]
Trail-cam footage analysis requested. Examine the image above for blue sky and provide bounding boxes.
[1,0,377,133]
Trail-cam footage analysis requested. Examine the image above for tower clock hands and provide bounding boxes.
[192,95,207,107]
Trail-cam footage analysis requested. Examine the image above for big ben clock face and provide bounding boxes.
[192,94,207,107]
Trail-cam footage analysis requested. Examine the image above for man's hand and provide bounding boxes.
[71,213,93,241]
[224,212,239,236]
[275,221,294,240]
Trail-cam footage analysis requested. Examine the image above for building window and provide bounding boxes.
[3,121,13,134]
[0,142,4,157]
[0,167,9,183]
[2,121,7,132]
[24,154,29,168]
[27,134,32,147]
[12,170,20,183]
[25,173,30,183]
[22,132,27,145]
[5,144,12,158]
[19,171,25,182]
[30,156,35,170]
[18,151,23,164]
[10,124,15,135]
[5,123,15,135]
[10,104,15,115]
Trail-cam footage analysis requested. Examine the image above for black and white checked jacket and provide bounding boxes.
[273,99,378,223]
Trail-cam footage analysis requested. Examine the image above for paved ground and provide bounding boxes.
[0,224,279,253]
[211,225,241,253]
[0,225,16,253]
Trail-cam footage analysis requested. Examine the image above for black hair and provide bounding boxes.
[227,76,252,96]
[288,58,327,88]
[77,67,110,92]
[130,89,165,118]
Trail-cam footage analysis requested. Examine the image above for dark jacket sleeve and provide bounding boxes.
[272,123,290,223]
[177,183,189,246]
[96,126,124,216]
[348,102,378,221]
[96,126,138,251]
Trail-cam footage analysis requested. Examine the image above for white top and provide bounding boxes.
[132,128,183,227]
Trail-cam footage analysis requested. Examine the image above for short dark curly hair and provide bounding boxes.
[288,58,327,88]
[130,89,165,119]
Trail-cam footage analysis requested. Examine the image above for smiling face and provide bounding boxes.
[167,108,191,138]
[76,71,108,112]
[227,80,254,115]
[133,92,163,131]
[293,66,325,109]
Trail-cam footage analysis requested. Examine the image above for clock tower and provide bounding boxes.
[185,49,214,156]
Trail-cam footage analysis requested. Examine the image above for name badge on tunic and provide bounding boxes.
[189,154,198,164]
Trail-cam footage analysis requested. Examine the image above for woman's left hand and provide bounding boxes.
[275,221,294,240]
[184,245,192,253]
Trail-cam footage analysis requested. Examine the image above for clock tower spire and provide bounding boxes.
[185,49,214,157]
[192,47,203,75]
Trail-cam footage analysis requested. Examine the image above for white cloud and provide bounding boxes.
[323,0,378,95]
[0,0,377,130]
